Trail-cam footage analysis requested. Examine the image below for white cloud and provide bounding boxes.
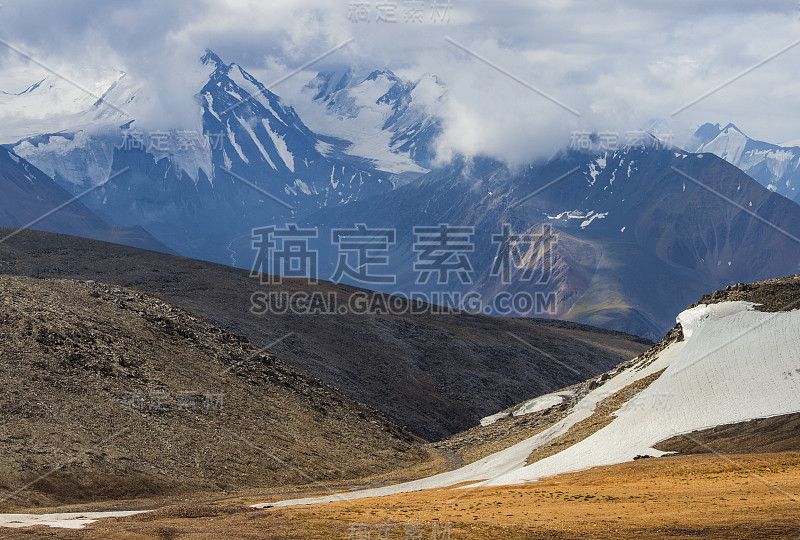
[0,0,799,162]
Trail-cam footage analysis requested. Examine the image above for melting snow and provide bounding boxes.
[546,210,587,220]
[580,211,608,229]
[480,411,511,426]
[513,392,572,417]
[258,300,800,506]
[204,93,221,121]
[293,178,312,196]
[546,209,609,229]
[0,511,145,529]
[330,165,338,189]
[480,391,572,426]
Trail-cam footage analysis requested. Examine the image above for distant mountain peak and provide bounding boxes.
[201,49,229,73]
[365,69,400,82]
[721,122,745,135]
[298,67,444,171]
[688,121,800,203]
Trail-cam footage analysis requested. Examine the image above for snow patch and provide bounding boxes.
[238,116,276,170]
[0,511,145,529]
[513,392,572,417]
[259,298,800,506]
[293,178,312,196]
[225,120,249,164]
[262,119,295,172]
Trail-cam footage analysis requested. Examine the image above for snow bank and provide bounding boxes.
[485,301,800,485]
[0,511,144,529]
[480,391,572,426]
[512,391,572,417]
[256,338,675,508]
[259,300,800,506]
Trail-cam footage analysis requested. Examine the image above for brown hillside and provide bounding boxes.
[0,228,652,441]
[0,275,430,510]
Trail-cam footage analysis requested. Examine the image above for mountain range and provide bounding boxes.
[3,51,800,342]
[2,45,800,539]
[303,145,800,339]
[0,228,649,441]
[6,51,436,263]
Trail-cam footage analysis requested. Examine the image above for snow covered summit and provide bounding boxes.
[292,66,446,173]
[687,122,800,203]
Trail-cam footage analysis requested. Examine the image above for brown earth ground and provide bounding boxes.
[3,451,799,539]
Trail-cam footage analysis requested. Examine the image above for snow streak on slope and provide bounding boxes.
[485,301,800,485]
[480,390,573,426]
[0,512,145,530]
[258,300,800,506]
[256,340,674,507]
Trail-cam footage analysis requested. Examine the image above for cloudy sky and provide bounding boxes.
[1,0,800,163]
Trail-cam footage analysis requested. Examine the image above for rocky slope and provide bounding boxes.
[436,274,800,476]
[0,275,429,510]
[255,274,800,509]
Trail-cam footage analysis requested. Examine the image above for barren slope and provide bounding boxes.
[0,228,651,440]
[0,275,430,510]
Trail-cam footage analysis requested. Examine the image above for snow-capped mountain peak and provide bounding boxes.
[6,50,399,263]
[687,122,800,202]
[200,49,227,70]
[288,67,445,174]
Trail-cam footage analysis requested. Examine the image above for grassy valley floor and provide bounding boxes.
[3,451,799,539]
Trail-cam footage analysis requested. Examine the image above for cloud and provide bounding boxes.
[0,0,799,162]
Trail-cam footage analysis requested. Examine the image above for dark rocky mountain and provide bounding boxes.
[0,145,171,253]
[0,228,651,441]
[297,145,800,340]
